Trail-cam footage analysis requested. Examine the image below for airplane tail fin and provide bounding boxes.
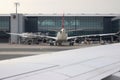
[62,14,64,29]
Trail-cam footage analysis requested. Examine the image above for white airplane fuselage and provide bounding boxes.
[56,28,68,42]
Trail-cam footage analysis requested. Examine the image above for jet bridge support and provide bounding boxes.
[10,14,24,44]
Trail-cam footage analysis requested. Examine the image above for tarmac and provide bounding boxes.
[0,43,100,60]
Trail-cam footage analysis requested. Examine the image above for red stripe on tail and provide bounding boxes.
[62,14,64,29]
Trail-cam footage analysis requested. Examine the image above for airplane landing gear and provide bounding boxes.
[55,42,62,46]
[69,41,74,46]
[49,40,55,46]
[50,42,54,46]
[58,43,62,46]
[27,40,33,45]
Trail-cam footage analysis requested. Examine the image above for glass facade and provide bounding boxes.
[38,16,59,30]
[119,20,120,30]
[112,20,119,32]
[103,17,116,33]
[25,17,38,32]
[73,17,103,36]
[37,16,104,36]
[0,16,10,43]
[0,16,10,31]
[24,15,120,36]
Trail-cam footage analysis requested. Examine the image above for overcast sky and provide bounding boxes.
[0,0,120,14]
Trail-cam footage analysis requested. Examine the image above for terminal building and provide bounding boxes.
[0,13,120,43]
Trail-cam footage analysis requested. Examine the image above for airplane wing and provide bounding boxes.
[0,43,120,80]
[7,33,27,37]
[44,36,57,40]
[7,33,22,36]
[67,33,116,40]
[7,33,44,38]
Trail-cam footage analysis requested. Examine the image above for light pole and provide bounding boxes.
[14,2,20,44]
[14,2,20,14]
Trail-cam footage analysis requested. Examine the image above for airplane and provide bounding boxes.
[0,43,120,80]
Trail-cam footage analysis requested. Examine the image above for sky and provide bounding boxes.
[0,0,120,14]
